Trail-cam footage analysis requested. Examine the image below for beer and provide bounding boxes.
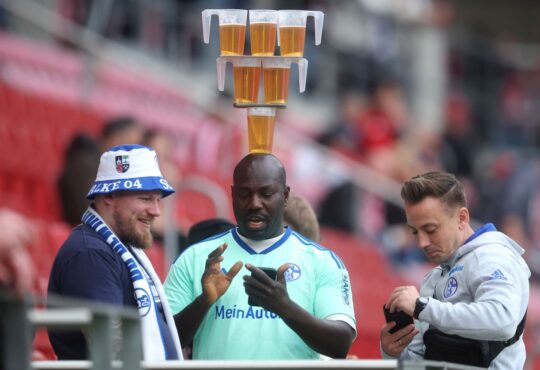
[250,22,277,56]
[263,67,290,105]
[279,26,306,57]
[219,23,246,55]
[233,66,261,104]
[247,113,276,153]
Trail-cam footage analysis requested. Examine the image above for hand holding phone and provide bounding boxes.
[383,304,413,334]
[247,267,277,306]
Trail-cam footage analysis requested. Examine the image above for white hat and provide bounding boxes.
[86,144,175,199]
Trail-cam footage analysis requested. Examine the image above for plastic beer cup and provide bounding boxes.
[262,57,308,105]
[247,107,277,153]
[202,9,247,55]
[217,57,262,105]
[278,10,324,56]
[249,10,278,56]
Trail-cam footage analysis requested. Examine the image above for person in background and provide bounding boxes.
[0,209,34,297]
[48,144,182,361]
[165,153,356,359]
[100,116,144,151]
[284,193,320,242]
[0,209,35,367]
[380,171,529,369]
[186,218,235,247]
[57,133,101,226]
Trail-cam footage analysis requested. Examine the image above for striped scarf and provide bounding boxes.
[82,207,182,361]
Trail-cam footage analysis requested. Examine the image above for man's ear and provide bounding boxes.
[458,207,469,229]
[101,193,115,206]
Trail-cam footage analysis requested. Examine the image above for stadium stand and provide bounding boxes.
[1,28,539,367]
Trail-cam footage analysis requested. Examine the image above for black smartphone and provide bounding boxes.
[247,267,277,306]
[383,304,414,334]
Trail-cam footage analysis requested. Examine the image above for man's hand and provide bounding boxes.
[201,243,243,304]
[243,263,291,314]
[380,321,418,357]
[386,285,419,316]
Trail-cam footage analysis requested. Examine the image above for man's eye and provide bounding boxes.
[426,228,436,234]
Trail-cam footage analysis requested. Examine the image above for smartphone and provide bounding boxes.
[383,304,414,334]
[247,267,277,307]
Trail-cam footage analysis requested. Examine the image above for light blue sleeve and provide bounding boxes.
[313,250,356,326]
[164,248,196,314]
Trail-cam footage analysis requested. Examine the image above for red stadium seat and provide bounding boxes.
[320,227,408,358]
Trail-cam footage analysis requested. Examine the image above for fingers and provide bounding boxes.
[227,261,243,280]
[380,322,417,356]
[207,243,227,259]
[386,286,410,312]
[277,263,290,284]
[205,244,228,270]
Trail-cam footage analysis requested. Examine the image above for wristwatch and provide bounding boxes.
[413,297,428,319]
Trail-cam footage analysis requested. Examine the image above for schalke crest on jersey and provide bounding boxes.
[115,155,130,173]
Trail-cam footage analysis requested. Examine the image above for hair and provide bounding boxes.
[401,171,467,209]
[101,116,138,139]
[284,194,320,242]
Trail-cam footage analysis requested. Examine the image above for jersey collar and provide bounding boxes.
[232,227,292,255]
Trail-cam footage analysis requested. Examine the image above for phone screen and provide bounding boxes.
[248,267,277,306]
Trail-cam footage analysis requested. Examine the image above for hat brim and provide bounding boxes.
[86,176,175,199]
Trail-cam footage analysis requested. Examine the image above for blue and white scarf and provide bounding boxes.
[82,207,182,361]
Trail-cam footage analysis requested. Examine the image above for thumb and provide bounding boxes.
[277,263,290,284]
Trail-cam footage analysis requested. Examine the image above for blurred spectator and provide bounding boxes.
[0,209,34,297]
[57,133,100,226]
[440,92,475,177]
[101,116,144,151]
[284,193,320,242]
[318,91,365,160]
[318,180,360,234]
[186,218,235,248]
[356,79,406,158]
[0,209,35,368]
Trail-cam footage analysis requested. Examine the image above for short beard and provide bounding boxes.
[113,209,153,249]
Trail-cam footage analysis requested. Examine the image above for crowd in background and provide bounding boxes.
[16,0,537,284]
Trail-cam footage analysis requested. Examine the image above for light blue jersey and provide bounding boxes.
[164,227,356,359]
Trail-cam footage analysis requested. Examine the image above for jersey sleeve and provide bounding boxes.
[57,249,125,304]
[313,249,356,329]
[164,248,196,314]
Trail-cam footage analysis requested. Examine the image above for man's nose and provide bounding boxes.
[248,194,263,209]
[147,199,161,217]
[417,232,430,249]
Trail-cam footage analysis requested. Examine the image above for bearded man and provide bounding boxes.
[48,144,182,361]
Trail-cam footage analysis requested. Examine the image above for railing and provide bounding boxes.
[1,289,488,370]
[1,289,142,370]
[30,359,486,370]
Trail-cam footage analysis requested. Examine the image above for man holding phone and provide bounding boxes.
[380,172,529,369]
[164,153,356,359]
